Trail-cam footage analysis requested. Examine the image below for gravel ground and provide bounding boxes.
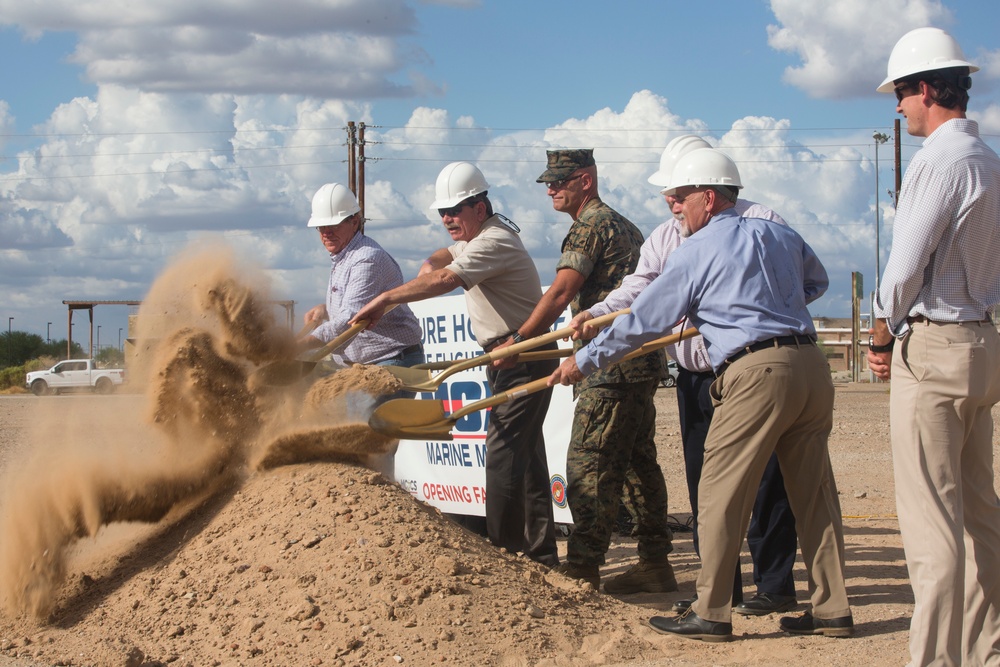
[0,382,996,666]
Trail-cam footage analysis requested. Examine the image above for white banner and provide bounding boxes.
[393,292,575,523]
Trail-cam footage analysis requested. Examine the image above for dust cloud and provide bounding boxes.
[0,243,401,620]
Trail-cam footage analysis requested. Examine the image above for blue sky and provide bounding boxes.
[2,0,1000,352]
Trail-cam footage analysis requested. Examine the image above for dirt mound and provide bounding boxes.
[0,465,656,666]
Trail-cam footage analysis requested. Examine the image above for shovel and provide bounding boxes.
[411,348,572,370]
[370,326,699,440]
[382,309,630,392]
[257,305,397,385]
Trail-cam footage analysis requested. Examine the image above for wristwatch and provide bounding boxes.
[511,332,525,343]
[868,334,894,353]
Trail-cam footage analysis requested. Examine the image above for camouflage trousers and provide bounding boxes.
[565,379,673,565]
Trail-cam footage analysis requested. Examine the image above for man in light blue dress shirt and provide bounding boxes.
[550,148,852,642]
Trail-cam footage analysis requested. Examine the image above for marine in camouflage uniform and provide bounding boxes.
[560,194,673,570]
[503,149,674,590]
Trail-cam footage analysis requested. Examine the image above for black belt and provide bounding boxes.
[724,335,816,367]
[482,333,514,352]
[391,343,423,359]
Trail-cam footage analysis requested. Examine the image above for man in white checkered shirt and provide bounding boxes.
[869,27,1000,667]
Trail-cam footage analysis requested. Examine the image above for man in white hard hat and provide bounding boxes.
[550,148,851,642]
[869,27,1000,666]
[300,182,423,370]
[352,162,561,568]
[571,137,799,614]
[498,148,674,592]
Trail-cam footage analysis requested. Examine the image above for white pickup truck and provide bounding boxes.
[26,359,126,396]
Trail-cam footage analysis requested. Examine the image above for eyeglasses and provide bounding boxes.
[438,202,471,218]
[894,81,920,104]
[672,188,706,205]
[545,173,582,190]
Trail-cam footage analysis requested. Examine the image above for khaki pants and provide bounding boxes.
[891,320,1000,667]
[691,343,850,623]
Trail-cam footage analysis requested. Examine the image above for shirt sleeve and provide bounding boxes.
[555,218,600,278]
[875,158,954,334]
[577,261,693,375]
[801,240,829,305]
[313,256,381,342]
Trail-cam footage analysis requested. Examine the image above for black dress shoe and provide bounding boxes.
[779,611,854,638]
[671,593,697,613]
[648,609,732,642]
[734,592,798,616]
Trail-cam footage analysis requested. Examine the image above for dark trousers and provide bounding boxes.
[484,347,560,567]
[676,367,797,598]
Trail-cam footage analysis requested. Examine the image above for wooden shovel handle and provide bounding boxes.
[303,304,398,363]
[447,326,699,422]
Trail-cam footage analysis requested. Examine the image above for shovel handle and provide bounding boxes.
[449,377,553,422]
[413,309,629,386]
[303,304,398,363]
[484,309,629,362]
[617,326,700,362]
[296,318,321,338]
[449,326,699,420]
[412,348,572,370]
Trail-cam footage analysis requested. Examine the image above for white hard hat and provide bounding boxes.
[308,182,360,227]
[648,136,712,188]
[661,148,743,197]
[429,162,490,210]
[877,27,978,93]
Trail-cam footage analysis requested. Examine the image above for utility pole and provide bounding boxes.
[358,122,366,230]
[873,131,890,295]
[347,121,357,196]
[47,322,52,344]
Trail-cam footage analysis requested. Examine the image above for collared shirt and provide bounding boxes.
[558,197,664,389]
[875,119,1000,335]
[446,215,542,346]
[314,232,422,366]
[577,209,827,374]
[589,199,787,373]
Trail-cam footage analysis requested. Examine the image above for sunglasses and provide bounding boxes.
[438,202,472,218]
[545,173,583,190]
[894,81,920,104]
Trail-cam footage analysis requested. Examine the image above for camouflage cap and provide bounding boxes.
[536,149,596,183]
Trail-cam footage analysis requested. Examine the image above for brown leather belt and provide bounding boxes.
[907,314,992,325]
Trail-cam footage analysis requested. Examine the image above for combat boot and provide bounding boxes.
[604,559,678,594]
[552,562,600,588]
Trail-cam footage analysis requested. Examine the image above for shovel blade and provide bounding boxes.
[380,365,439,392]
[368,397,455,440]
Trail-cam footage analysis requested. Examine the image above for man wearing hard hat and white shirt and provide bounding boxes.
[300,182,423,369]
[572,137,800,614]
[550,148,852,642]
[868,27,1000,667]
[352,162,561,568]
